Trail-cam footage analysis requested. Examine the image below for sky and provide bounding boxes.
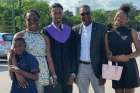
[47,0,140,12]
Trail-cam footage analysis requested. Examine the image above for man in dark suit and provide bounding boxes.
[72,5,107,93]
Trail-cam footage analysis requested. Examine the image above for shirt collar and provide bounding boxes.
[83,23,92,28]
[52,22,64,31]
[26,29,40,34]
[16,51,28,59]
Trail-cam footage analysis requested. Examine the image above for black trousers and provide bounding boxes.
[61,82,72,93]
[44,82,72,93]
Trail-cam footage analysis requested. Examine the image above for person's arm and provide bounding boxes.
[67,30,77,85]
[12,57,39,80]
[70,31,77,77]
[7,51,14,80]
[13,31,25,39]
[105,33,112,60]
[71,25,80,76]
[10,65,37,88]
[15,70,38,80]
[43,34,58,86]
[9,52,29,88]
[127,29,140,58]
[20,56,39,80]
[98,26,108,85]
[101,27,108,64]
[44,35,56,76]
[8,32,22,79]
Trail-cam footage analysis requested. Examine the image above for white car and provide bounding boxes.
[138,32,140,40]
[0,33,13,58]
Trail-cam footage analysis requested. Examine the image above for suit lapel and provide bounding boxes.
[90,22,98,60]
[78,23,83,35]
[78,24,82,60]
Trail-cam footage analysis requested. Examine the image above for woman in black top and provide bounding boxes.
[105,4,140,93]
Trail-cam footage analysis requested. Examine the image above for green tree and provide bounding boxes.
[92,9,108,24]
[0,0,50,33]
[0,0,15,33]
[19,0,51,31]
[63,10,80,26]
[135,13,140,22]
[63,15,80,26]
[106,10,116,24]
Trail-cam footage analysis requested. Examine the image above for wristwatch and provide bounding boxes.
[71,73,76,78]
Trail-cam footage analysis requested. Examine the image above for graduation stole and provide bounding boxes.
[45,24,71,43]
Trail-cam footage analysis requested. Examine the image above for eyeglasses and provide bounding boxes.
[80,12,90,16]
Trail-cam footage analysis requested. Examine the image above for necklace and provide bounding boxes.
[115,30,128,40]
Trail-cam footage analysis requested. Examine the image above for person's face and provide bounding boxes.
[80,7,92,25]
[25,12,40,31]
[13,41,26,55]
[114,10,128,27]
[51,7,63,24]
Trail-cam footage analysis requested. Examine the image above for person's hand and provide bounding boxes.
[9,65,21,73]
[116,55,129,62]
[99,78,106,85]
[67,74,75,85]
[9,49,16,57]
[16,74,28,88]
[8,49,16,63]
[9,66,15,72]
[7,49,15,62]
[51,74,58,87]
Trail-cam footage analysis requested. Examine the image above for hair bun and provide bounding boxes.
[120,4,131,14]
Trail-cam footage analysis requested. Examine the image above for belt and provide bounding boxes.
[80,61,91,64]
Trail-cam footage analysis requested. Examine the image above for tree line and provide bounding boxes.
[0,0,140,33]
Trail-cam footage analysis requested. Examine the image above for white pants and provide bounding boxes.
[77,64,105,93]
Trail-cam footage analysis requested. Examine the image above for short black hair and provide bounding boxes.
[13,38,26,47]
[24,9,40,19]
[119,4,131,16]
[80,5,91,12]
[51,3,63,10]
[107,23,113,31]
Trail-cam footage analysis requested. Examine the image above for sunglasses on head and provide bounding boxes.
[27,17,39,22]
[80,12,90,16]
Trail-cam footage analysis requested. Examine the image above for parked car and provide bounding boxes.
[0,33,13,58]
[138,32,140,40]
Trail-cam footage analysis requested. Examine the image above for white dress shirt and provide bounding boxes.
[52,22,63,31]
[80,23,92,62]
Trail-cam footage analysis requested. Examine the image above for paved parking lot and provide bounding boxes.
[0,57,140,93]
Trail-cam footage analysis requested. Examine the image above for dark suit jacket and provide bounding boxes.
[72,22,108,79]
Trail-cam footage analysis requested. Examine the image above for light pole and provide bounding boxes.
[19,0,23,31]
[11,0,16,33]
